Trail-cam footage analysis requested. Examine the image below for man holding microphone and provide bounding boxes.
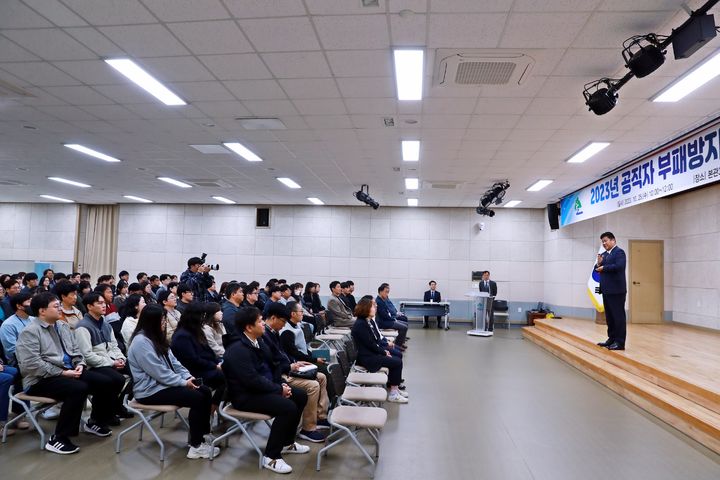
[595,232,627,351]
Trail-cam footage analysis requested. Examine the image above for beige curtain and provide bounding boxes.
[76,205,119,280]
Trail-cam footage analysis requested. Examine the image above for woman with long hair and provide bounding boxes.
[202,302,226,360]
[171,302,225,411]
[119,294,146,348]
[157,289,180,340]
[127,304,218,459]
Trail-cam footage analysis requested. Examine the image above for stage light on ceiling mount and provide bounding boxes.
[354,184,380,209]
[583,78,620,115]
[622,34,668,78]
[479,181,510,216]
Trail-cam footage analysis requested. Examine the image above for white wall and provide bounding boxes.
[116,204,546,303]
[0,203,77,263]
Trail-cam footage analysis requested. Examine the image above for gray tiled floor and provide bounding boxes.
[2,326,720,479]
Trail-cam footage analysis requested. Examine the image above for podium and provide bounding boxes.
[465,290,493,337]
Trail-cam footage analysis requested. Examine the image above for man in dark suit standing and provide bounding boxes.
[595,232,627,351]
[422,281,442,329]
[478,271,497,331]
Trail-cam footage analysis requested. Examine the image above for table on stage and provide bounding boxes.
[399,301,451,330]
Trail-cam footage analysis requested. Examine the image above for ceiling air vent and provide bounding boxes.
[0,79,34,99]
[434,50,535,88]
[0,179,26,186]
[429,181,461,190]
[186,179,233,188]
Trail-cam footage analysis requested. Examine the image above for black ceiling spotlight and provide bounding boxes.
[476,206,496,217]
[354,184,380,209]
[583,78,620,116]
[477,180,509,216]
[622,34,668,78]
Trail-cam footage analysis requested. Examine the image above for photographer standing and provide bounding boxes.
[180,257,212,304]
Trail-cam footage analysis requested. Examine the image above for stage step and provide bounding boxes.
[523,326,720,456]
[532,319,720,416]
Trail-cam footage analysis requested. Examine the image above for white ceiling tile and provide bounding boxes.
[0,0,53,28]
[79,104,140,120]
[305,0,387,14]
[124,103,186,119]
[293,99,347,115]
[513,0,602,11]
[326,50,393,77]
[36,105,98,121]
[22,0,88,26]
[198,54,272,80]
[193,101,251,118]
[93,84,159,104]
[536,76,588,99]
[278,79,340,99]
[421,114,471,129]
[13,87,65,106]
[572,12,674,49]
[429,0,514,12]
[261,52,332,78]
[469,114,520,129]
[304,115,353,129]
[598,0,684,11]
[336,77,395,97]
[239,17,321,52]
[475,97,532,114]
[0,62,81,86]
[388,0,428,13]
[169,82,235,101]
[552,48,623,77]
[390,12,427,46]
[42,86,113,105]
[139,56,215,82]
[514,115,572,130]
[463,128,511,141]
[428,14,507,48]
[422,97,477,114]
[313,15,390,50]
[62,0,155,25]
[167,21,252,55]
[345,98,397,114]
[0,36,39,62]
[99,25,190,57]
[142,0,230,21]
[243,100,298,116]
[500,13,590,48]
[525,97,582,116]
[223,0,307,18]
[52,60,125,84]
[2,29,96,61]
[223,80,287,100]
[64,27,125,57]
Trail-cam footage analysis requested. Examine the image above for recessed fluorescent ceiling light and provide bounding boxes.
[105,58,186,106]
[123,195,152,203]
[157,177,192,188]
[307,197,325,205]
[503,200,522,208]
[393,49,424,101]
[48,176,90,188]
[237,118,286,130]
[654,50,720,102]
[223,142,263,162]
[526,180,553,192]
[567,142,610,164]
[405,178,419,190]
[40,195,73,203]
[402,140,420,161]
[189,144,231,154]
[407,198,418,206]
[64,144,121,163]
[277,177,301,189]
[212,196,236,204]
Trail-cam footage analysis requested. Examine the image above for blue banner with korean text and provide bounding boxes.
[560,119,720,227]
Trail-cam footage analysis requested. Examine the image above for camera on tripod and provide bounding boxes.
[200,252,220,271]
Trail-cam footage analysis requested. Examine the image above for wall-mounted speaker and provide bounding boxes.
[256,207,270,228]
[547,203,560,230]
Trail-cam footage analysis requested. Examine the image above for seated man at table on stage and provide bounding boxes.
[422,280,442,329]
[478,271,497,331]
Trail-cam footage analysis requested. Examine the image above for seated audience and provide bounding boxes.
[113,280,129,309]
[326,280,354,328]
[119,294,146,349]
[206,278,221,304]
[157,289,181,340]
[222,307,309,474]
[20,272,39,295]
[175,284,194,314]
[278,284,293,305]
[55,280,83,329]
[241,283,259,309]
[342,280,357,312]
[352,297,408,404]
[75,292,131,423]
[1,279,21,318]
[264,303,329,442]
[0,292,34,364]
[94,284,119,321]
[262,285,282,318]
[171,303,225,411]
[375,283,408,348]
[202,302,226,360]
[222,283,244,334]
[0,357,20,435]
[127,304,218,459]
[16,292,120,454]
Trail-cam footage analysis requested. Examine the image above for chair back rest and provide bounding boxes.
[300,322,313,343]
[327,363,346,402]
[493,299,509,312]
[344,339,357,364]
[336,350,350,376]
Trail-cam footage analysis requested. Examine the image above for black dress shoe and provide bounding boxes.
[597,339,612,347]
[606,342,625,351]
[422,324,428,329]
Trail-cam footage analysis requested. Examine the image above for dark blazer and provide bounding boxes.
[261,327,291,379]
[351,316,387,373]
[374,296,395,329]
[341,294,357,313]
[423,290,442,302]
[597,246,627,295]
[479,280,497,297]
[222,333,282,406]
[170,328,219,378]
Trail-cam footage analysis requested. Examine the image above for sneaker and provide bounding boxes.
[298,429,326,443]
[316,419,331,430]
[42,404,62,420]
[398,389,409,398]
[83,420,112,437]
[45,435,79,455]
[263,456,292,474]
[281,442,310,454]
[187,442,220,459]
[387,392,408,404]
[108,415,121,427]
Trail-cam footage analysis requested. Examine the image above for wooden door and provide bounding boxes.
[629,240,664,324]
